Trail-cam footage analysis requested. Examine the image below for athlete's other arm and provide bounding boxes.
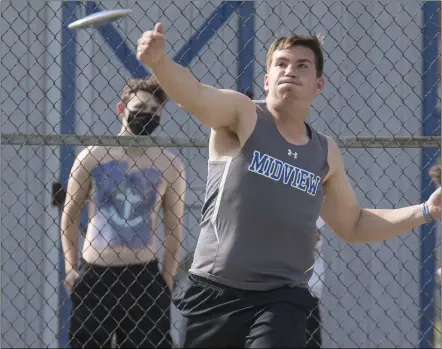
[162,157,186,291]
[60,148,94,291]
[136,23,255,134]
[320,138,441,244]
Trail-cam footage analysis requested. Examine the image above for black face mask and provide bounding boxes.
[127,110,160,135]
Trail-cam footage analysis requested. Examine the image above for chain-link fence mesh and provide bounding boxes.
[1,0,441,348]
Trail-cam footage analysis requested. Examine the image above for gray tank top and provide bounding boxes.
[189,100,329,291]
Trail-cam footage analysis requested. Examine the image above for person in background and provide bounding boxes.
[61,77,186,348]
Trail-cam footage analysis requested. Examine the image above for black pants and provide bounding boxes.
[70,260,172,348]
[305,296,322,348]
[174,274,315,348]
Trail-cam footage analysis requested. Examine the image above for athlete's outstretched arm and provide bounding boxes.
[136,23,255,132]
[320,138,441,244]
[162,157,186,291]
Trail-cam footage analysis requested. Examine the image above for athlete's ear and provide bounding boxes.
[116,101,125,118]
[264,74,270,94]
[316,76,325,94]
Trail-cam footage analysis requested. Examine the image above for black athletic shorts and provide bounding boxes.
[69,260,172,348]
[306,296,322,348]
[174,273,315,348]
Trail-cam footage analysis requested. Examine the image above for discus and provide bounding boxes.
[68,9,132,29]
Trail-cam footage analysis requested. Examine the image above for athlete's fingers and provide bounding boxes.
[154,23,165,34]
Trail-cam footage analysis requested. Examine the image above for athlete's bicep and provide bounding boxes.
[320,138,361,242]
[191,86,256,134]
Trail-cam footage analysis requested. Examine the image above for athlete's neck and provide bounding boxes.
[266,96,311,145]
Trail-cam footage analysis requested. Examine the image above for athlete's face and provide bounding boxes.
[264,46,324,103]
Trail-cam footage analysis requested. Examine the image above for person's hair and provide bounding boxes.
[429,160,441,186]
[120,77,168,106]
[266,34,324,77]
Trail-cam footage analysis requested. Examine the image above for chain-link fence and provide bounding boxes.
[1,0,441,348]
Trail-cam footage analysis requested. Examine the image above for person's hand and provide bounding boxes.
[137,23,167,67]
[64,269,79,293]
[427,187,441,220]
[437,268,441,277]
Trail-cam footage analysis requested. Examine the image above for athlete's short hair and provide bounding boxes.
[266,34,324,77]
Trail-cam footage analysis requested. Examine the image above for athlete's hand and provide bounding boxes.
[427,186,441,220]
[438,267,441,277]
[137,23,167,67]
[64,269,79,293]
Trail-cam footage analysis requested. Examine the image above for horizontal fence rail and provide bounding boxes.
[2,134,441,148]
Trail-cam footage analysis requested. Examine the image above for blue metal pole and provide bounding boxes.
[59,2,79,347]
[420,2,440,347]
[237,1,255,96]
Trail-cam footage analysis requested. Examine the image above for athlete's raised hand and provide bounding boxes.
[137,23,167,66]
